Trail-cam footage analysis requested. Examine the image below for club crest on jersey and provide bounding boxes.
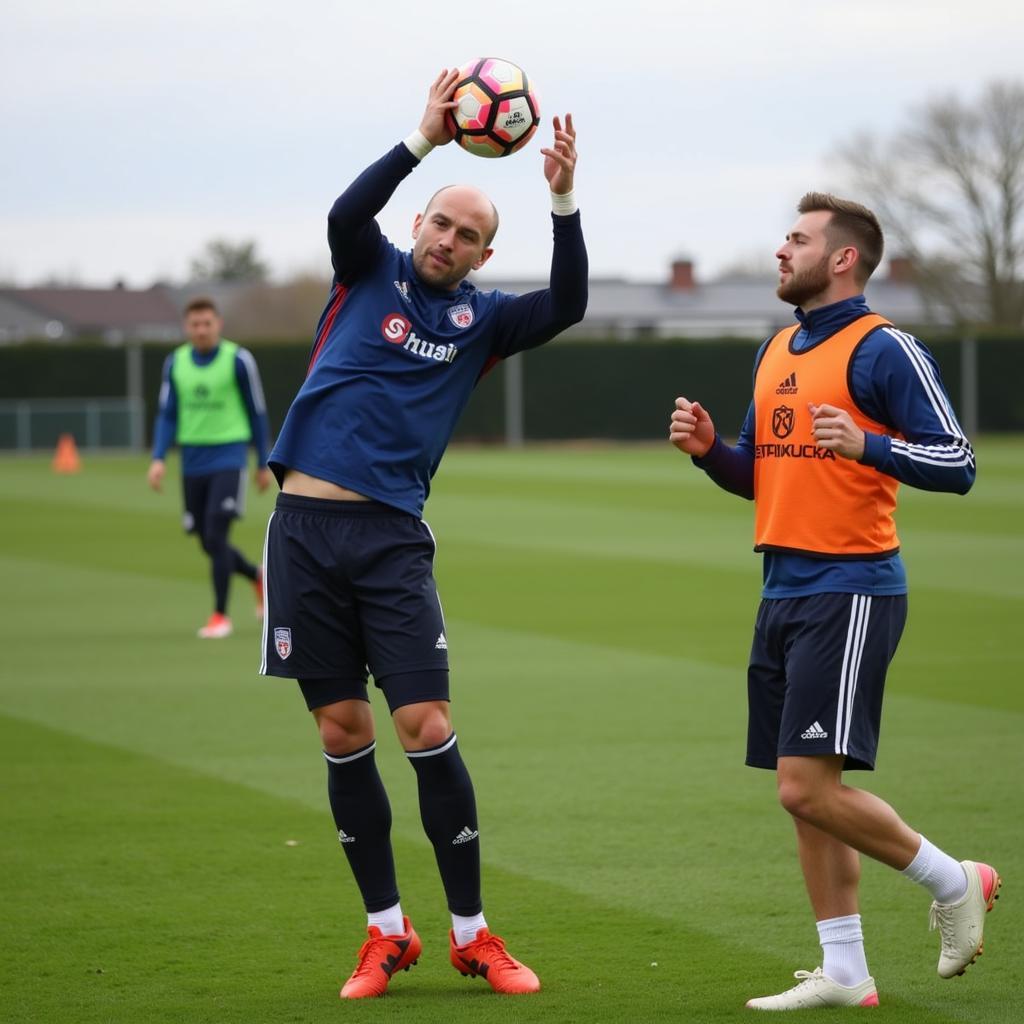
[772,405,795,439]
[274,627,292,660]
[447,303,474,329]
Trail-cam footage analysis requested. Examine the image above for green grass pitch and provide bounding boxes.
[1,441,1021,1023]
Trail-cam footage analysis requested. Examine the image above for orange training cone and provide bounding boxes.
[52,433,82,474]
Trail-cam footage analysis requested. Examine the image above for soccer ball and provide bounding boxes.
[447,57,540,158]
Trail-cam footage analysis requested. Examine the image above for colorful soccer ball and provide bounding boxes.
[447,57,540,158]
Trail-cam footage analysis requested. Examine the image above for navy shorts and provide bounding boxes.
[259,494,450,712]
[182,468,247,536]
[746,593,907,771]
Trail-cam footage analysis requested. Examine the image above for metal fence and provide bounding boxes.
[0,398,145,450]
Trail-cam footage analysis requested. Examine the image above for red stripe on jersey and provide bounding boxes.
[307,283,349,375]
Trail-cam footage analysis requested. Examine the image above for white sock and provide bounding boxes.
[367,902,405,937]
[817,914,870,987]
[901,834,968,903]
[451,911,487,947]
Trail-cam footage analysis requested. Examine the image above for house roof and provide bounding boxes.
[0,286,181,342]
[471,267,945,338]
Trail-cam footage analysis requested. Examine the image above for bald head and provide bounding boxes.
[425,185,500,245]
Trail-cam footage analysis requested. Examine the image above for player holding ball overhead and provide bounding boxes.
[260,66,587,999]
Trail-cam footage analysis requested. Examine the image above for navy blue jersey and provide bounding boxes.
[152,343,271,476]
[692,295,975,597]
[269,142,588,517]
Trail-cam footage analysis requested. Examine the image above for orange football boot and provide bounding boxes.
[339,917,421,999]
[197,612,232,639]
[449,928,540,994]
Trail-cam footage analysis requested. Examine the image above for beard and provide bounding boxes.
[776,254,831,307]
[412,246,462,291]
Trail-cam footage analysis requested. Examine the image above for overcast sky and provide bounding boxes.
[3,1,1022,290]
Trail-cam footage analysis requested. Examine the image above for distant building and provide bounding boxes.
[0,285,181,344]
[0,256,943,344]
[473,256,942,339]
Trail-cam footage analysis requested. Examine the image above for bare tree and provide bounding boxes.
[839,80,1024,329]
[190,239,269,284]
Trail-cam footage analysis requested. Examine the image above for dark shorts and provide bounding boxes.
[746,593,907,771]
[182,469,247,535]
[259,494,450,712]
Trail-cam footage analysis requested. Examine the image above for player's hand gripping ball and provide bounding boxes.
[446,57,540,158]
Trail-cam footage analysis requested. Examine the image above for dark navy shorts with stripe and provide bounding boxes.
[746,593,907,771]
[182,468,247,535]
[259,494,450,713]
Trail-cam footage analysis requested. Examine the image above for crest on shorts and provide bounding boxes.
[274,627,292,660]
[447,303,474,329]
[772,404,795,439]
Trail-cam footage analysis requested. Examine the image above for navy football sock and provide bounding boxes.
[407,734,482,916]
[199,519,233,613]
[228,545,258,581]
[325,741,399,912]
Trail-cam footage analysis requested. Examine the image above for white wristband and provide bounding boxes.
[403,130,435,162]
[550,189,578,216]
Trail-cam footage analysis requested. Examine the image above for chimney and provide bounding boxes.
[887,255,914,285]
[669,259,696,291]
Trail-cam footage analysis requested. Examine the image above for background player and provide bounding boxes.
[148,296,271,638]
[669,193,999,1010]
[259,70,587,999]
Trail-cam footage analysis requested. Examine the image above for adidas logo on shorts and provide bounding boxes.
[452,825,479,845]
[435,632,448,650]
[801,721,829,740]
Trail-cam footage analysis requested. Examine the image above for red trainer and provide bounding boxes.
[449,928,540,994]
[197,612,232,639]
[340,917,421,999]
[253,566,264,619]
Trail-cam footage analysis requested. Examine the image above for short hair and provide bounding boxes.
[797,192,884,283]
[425,185,500,246]
[184,296,219,316]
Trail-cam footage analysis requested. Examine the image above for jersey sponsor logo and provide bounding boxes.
[772,404,795,438]
[776,372,798,395]
[447,303,474,329]
[755,442,836,461]
[274,626,292,659]
[382,313,412,343]
[382,313,459,365]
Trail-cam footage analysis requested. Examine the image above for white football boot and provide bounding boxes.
[746,968,879,1010]
[930,860,1001,978]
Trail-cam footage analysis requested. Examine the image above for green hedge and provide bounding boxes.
[1,334,1021,445]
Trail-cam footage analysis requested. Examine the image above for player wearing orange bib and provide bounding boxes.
[670,194,1000,1010]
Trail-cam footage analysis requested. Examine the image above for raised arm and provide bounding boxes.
[328,70,460,282]
[491,115,588,357]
